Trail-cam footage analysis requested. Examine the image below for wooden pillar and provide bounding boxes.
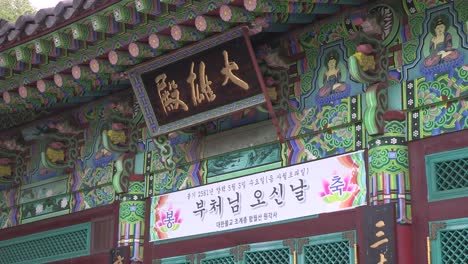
[118,175,146,262]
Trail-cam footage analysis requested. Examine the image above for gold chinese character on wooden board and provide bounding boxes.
[187,61,216,106]
[113,255,124,264]
[221,50,249,90]
[370,220,389,263]
[155,73,188,115]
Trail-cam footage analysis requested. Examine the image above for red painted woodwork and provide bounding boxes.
[148,207,364,261]
[409,130,468,264]
[49,252,110,264]
[396,224,413,264]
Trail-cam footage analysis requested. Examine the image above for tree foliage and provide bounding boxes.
[0,0,36,22]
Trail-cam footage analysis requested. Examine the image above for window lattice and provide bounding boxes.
[0,228,89,264]
[304,241,350,264]
[435,158,468,191]
[244,248,290,264]
[201,256,235,264]
[440,228,468,264]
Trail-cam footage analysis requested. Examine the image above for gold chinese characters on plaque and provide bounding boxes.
[154,50,249,116]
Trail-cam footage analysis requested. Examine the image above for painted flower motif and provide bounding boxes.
[195,16,207,31]
[345,18,351,25]
[407,83,413,89]
[123,197,127,201]
[135,0,143,10]
[351,113,357,119]
[92,18,99,30]
[171,26,181,41]
[60,197,68,208]
[410,7,416,13]
[408,99,414,106]
[356,124,362,131]
[375,139,381,146]
[320,174,357,204]
[331,110,349,126]
[133,195,138,200]
[356,141,362,147]
[413,130,419,137]
[390,138,397,144]
[46,190,53,197]
[244,0,257,11]
[351,97,357,104]
[35,204,43,214]
[53,37,60,46]
[423,106,442,123]
[155,207,183,233]
[419,89,437,105]
[413,112,419,119]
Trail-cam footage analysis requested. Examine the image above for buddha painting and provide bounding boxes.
[316,50,350,105]
[421,15,463,80]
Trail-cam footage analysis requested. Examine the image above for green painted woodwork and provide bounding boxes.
[242,240,292,264]
[156,231,355,264]
[14,47,32,63]
[206,143,281,179]
[114,6,135,24]
[198,248,237,264]
[300,231,356,264]
[368,119,411,223]
[0,222,91,264]
[364,82,388,135]
[425,147,468,201]
[34,39,53,55]
[219,5,254,23]
[245,248,289,263]
[429,218,468,264]
[0,53,17,68]
[71,24,91,41]
[159,255,193,264]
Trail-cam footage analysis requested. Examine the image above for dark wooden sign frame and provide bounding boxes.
[128,27,281,139]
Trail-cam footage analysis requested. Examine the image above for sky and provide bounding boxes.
[30,0,63,10]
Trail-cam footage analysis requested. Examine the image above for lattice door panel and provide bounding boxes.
[430,218,468,264]
[0,223,90,264]
[241,240,293,264]
[299,231,355,264]
[198,247,238,264]
[426,147,468,201]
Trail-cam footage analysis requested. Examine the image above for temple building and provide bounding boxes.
[0,0,466,263]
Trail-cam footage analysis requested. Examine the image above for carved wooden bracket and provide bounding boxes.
[348,8,389,85]
[0,148,26,185]
[429,222,447,240]
[41,134,79,170]
[102,100,139,154]
[0,137,28,185]
[112,153,134,194]
[364,82,388,135]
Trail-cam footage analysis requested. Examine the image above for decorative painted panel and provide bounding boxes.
[286,123,364,166]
